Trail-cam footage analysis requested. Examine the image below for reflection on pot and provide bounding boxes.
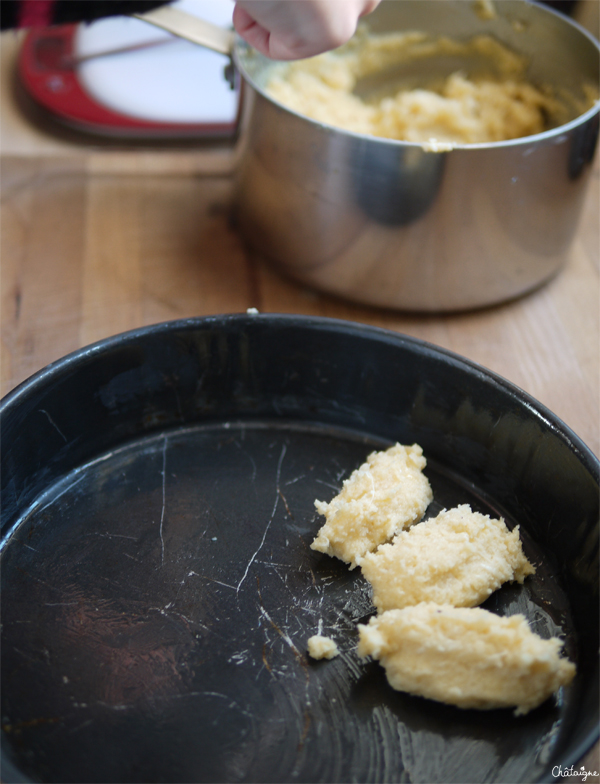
[354,143,446,226]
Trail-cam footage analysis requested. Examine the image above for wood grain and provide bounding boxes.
[1,157,87,393]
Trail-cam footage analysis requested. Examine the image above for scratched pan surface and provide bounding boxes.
[1,315,598,784]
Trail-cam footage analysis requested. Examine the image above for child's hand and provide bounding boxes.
[233,0,380,60]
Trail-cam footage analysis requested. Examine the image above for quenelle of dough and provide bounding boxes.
[360,504,535,611]
[357,603,576,715]
[311,443,432,569]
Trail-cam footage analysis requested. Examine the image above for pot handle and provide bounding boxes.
[133,6,234,56]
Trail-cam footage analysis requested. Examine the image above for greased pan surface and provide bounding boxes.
[1,314,598,784]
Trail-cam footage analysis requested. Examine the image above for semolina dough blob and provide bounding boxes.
[266,28,587,146]
[311,443,432,569]
[307,635,340,660]
[357,603,576,715]
[360,504,535,612]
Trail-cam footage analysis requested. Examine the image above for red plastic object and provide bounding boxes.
[18,23,238,138]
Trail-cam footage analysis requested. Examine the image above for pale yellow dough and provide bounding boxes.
[357,603,576,715]
[360,504,535,612]
[266,29,581,146]
[307,635,340,660]
[311,444,432,569]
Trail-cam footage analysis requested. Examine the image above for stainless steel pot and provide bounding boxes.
[232,0,600,312]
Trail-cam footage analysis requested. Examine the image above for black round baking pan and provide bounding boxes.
[1,314,598,784]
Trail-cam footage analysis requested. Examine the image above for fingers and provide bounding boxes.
[233,0,382,61]
[232,4,272,57]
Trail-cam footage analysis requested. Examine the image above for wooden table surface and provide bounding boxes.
[1,26,599,780]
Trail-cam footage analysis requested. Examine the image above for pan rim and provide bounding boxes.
[1,313,598,475]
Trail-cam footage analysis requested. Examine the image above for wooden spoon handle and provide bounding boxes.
[133,6,234,56]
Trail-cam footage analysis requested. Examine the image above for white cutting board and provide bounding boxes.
[75,0,237,124]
